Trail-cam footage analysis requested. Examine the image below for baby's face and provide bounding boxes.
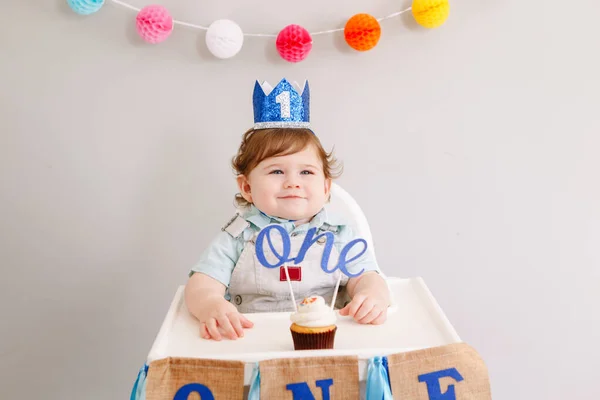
[240,145,331,221]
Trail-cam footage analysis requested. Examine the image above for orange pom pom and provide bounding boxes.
[344,14,381,51]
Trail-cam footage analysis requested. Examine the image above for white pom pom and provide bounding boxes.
[205,19,244,59]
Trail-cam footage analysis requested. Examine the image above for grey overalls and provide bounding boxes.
[222,214,349,313]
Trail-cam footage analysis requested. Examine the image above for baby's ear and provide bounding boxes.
[236,175,253,203]
[324,178,332,197]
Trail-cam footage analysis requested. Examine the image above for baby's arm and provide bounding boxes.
[184,273,254,340]
[339,271,391,325]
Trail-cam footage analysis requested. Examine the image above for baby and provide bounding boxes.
[184,79,390,341]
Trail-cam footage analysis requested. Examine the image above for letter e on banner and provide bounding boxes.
[387,343,492,400]
[418,368,464,400]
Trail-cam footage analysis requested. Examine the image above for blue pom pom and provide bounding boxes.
[67,0,105,15]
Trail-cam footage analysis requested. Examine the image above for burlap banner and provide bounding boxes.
[134,343,491,399]
[145,357,245,400]
[387,343,492,399]
[259,355,360,399]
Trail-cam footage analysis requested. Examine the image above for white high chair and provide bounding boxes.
[325,183,392,305]
[326,183,377,260]
[146,184,461,386]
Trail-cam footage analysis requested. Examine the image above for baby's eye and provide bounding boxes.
[270,170,284,175]
[300,170,314,175]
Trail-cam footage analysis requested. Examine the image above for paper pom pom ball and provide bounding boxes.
[412,0,450,28]
[136,5,174,44]
[205,20,244,59]
[344,14,381,52]
[67,0,104,15]
[276,25,312,63]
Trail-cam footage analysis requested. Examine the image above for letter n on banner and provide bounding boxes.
[260,355,359,399]
[145,357,245,400]
[387,343,492,400]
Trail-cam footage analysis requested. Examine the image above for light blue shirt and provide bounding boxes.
[189,205,380,288]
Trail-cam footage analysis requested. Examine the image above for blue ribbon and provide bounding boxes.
[248,362,261,400]
[366,356,392,400]
[130,364,148,400]
[382,356,392,392]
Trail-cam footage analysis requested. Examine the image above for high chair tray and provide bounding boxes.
[146,277,461,384]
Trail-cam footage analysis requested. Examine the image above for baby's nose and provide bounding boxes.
[284,177,300,188]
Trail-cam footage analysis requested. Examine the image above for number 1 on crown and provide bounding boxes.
[275,91,291,118]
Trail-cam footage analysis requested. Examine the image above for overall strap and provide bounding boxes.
[221,214,250,238]
[319,222,340,234]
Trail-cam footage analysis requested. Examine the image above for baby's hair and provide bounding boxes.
[231,128,342,208]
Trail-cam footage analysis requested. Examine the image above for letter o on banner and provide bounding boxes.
[174,383,214,400]
[144,358,245,400]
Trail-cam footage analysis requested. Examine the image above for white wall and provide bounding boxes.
[1,0,599,398]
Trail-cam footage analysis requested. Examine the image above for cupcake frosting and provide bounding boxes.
[290,296,337,327]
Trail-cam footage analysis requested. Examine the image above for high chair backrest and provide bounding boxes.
[325,183,380,271]
[325,183,375,255]
[325,183,395,305]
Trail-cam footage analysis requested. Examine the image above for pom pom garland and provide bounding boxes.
[344,14,381,52]
[206,20,244,59]
[276,25,313,63]
[67,0,104,15]
[68,1,451,58]
[136,5,173,44]
[412,0,450,29]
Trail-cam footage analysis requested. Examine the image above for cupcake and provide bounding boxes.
[290,296,337,350]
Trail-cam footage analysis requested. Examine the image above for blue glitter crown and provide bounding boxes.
[253,78,310,129]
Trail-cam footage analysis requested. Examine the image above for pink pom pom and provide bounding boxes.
[276,24,312,63]
[136,5,173,44]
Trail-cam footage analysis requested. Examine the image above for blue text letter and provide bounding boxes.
[418,368,464,400]
[335,238,367,277]
[255,225,291,268]
[286,378,334,400]
[173,383,215,400]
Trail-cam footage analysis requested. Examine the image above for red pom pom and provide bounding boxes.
[276,24,312,63]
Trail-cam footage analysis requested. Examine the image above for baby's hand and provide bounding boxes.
[198,295,254,341]
[338,292,388,325]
